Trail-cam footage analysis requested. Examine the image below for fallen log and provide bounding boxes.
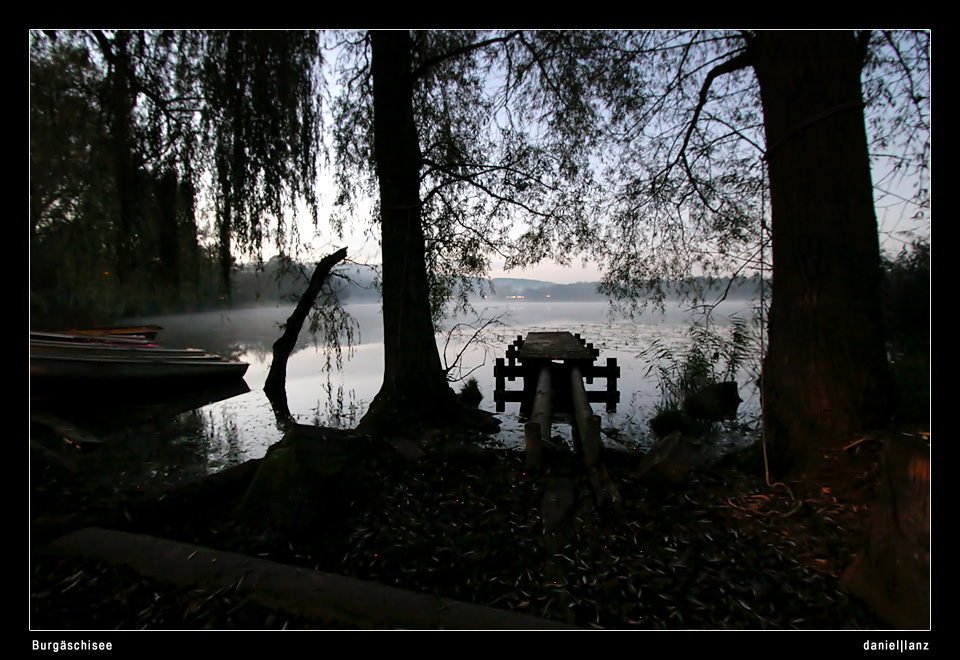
[43,527,578,629]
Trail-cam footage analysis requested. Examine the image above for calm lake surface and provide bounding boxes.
[32,299,763,490]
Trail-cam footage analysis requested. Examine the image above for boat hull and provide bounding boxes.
[30,329,249,389]
[30,353,249,381]
[30,340,220,361]
[53,325,164,341]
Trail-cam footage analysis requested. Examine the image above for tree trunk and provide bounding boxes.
[264,247,348,422]
[100,30,140,291]
[751,31,893,477]
[357,31,468,435]
[841,435,929,629]
[523,365,552,470]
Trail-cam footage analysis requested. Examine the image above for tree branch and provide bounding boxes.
[648,49,754,214]
[420,157,557,220]
[411,31,521,80]
[264,247,348,405]
[677,49,754,171]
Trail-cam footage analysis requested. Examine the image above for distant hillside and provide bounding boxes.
[230,258,765,307]
[487,277,555,291]
[489,278,601,301]
[488,276,763,303]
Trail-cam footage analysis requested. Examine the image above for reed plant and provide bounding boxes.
[640,317,755,436]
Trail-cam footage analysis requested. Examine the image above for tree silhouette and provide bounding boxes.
[328,30,597,434]
[30,30,323,320]
[498,29,928,475]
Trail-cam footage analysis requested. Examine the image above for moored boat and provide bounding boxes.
[30,352,249,381]
[30,339,217,360]
[31,331,158,347]
[30,331,248,385]
[54,324,164,341]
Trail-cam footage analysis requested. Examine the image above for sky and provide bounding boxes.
[249,99,928,286]
[255,174,611,284]
[487,258,605,284]
[271,159,928,286]
[243,33,930,285]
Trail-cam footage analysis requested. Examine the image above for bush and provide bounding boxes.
[881,238,930,423]
[458,377,483,407]
[641,318,754,437]
[882,238,930,359]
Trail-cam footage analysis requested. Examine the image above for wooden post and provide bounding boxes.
[570,366,601,467]
[524,422,543,470]
[495,358,506,412]
[524,365,552,470]
[571,365,620,511]
[606,357,619,413]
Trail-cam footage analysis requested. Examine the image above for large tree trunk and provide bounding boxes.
[842,434,929,629]
[751,31,893,477]
[98,30,140,292]
[357,31,469,435]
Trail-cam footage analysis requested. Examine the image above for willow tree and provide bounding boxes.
[30,30,325,319]
[502,30,929,476]
[31,35,114,324]
[31,31,202,321]
[200,31,324,298]
[748,31,902,476]
[327,30,598,434]
[32,29,594,430]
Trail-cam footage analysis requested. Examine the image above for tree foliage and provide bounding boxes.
[489,29,927,473]
[320,30,612,432]
[31,29,929,462]
[327,30,600,321]
[493,30,928,313]
[200,31,323,295]
[483,31,765,311]
[880,237,930,423]
[29,30,324,323]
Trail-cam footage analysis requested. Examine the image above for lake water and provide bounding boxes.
[32,299,763,489]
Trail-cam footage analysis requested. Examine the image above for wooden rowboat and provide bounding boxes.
[30,339,214,360]
[30,332,248,384]
[30,352,249,381]
[54,324,164,341]
[31,331,158,346]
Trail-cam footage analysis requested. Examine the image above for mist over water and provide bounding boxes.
[123,299,763,473]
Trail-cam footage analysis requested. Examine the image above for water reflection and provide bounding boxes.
[33,299,761,491]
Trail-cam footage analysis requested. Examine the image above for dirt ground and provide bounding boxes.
[29,421,927,630]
